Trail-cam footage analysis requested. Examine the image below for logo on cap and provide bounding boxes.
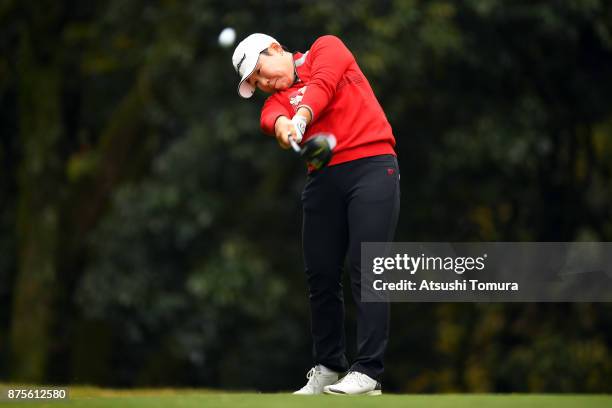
[236,53,246,75]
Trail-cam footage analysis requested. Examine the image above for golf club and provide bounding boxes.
[288,133,337,170]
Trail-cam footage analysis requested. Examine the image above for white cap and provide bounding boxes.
[232,33,279,98]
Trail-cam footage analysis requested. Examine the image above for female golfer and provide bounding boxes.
[232,33,400,396]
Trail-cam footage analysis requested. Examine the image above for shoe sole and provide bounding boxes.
[323,389,382,396]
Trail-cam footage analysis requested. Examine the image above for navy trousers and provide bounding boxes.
[301,154,400,381]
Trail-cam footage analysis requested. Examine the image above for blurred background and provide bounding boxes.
[1,0,612,393]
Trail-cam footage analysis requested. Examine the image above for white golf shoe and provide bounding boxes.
[293,365,340,395]
[323,371,382,396]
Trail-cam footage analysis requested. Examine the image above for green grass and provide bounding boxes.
[1,387,610,408]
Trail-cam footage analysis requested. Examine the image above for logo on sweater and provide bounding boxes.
[289,86,307,110]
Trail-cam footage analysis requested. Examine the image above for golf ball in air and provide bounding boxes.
[218,27,236,48]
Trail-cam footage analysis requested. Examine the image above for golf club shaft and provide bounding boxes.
[289,135,301,153]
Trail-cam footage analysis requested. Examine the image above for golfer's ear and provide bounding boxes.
[269,42,283,54]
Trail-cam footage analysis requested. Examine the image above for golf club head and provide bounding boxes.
[301,133,336,170]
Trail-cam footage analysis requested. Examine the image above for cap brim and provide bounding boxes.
[238,79,255,98]
[237,57,259,98]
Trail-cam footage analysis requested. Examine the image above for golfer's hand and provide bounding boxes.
[274,116,297,149]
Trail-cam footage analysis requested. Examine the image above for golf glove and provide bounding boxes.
[290,115,307,143]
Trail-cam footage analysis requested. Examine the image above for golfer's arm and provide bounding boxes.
[261,97,292,135]
[298,35,352,121]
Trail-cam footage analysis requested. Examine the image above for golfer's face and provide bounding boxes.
[246,48,293,94]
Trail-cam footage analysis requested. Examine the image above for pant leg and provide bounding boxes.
[302,169,350,373]
[343,155,401,380]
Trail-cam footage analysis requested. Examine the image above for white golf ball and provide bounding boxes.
[218,27,236,48]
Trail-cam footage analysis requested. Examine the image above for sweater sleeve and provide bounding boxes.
[260,94,292,135]
[298,35,354,121]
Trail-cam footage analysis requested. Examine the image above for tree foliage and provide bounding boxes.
[1,0,611,392]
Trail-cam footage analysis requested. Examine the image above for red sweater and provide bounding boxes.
[260,35,396,166]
